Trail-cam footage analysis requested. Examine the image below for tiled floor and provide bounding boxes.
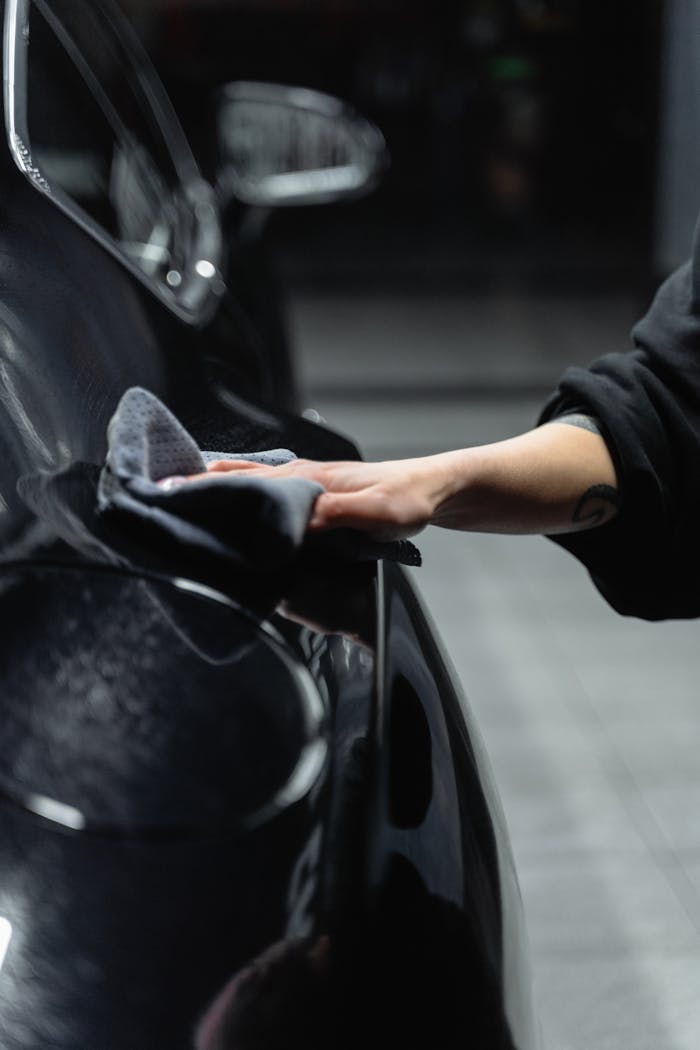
[289,287,700,1050]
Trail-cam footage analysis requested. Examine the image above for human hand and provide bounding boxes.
[169,455,457,540]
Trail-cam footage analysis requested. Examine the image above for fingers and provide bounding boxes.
[309,491,409,539]
[158,459,284,487]
[206,458,330,483]
[309,491,372,529]
[205,459,275,474]
[158,472,207,488]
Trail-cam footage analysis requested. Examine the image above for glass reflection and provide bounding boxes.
[0,917,12,971]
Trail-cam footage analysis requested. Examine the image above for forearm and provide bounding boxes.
[428,420,619,535]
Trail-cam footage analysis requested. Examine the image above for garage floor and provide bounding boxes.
[289,282,700,1050]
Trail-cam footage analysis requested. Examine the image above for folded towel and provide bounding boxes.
[97,387,421,575]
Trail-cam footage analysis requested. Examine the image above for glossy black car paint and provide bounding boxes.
[0,2,538,1047]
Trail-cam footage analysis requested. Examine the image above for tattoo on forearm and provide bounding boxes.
[572,484,620,527]
[551,413,603,437]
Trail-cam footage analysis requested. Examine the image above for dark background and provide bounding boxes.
[127,0,662,293]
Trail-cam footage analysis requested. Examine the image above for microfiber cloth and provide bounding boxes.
[97,387,421,574]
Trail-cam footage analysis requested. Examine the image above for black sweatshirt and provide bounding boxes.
[539,216,700,620]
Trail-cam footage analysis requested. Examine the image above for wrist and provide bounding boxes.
[426,448,483,527]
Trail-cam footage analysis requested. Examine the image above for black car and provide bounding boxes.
[0,2,539,1048]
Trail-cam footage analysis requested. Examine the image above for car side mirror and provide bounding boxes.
[216,82,388,208]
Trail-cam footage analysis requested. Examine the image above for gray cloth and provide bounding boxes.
[97,387,421,573]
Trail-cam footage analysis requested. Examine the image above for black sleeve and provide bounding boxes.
[538,218,700,620]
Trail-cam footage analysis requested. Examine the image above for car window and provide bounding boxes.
[4,0,221,322]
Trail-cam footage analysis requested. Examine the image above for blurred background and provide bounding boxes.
[126,0,700,393]
[136,0,665,282]
[131,3,700,1048]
